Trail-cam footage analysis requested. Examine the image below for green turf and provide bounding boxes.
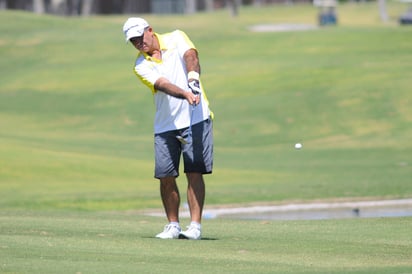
[0,2,412,273]
[1,3,411,211]
[1,211,411,274]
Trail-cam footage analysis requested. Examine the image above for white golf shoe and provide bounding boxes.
[179,224,201,240]
[155,224,181,239]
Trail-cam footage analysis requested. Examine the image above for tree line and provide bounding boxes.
[0,0,261,16]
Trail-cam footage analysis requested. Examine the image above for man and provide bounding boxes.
[122,17,213,240]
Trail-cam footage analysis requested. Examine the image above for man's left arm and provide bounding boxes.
[184,49,200,76]
[184,49,202,99]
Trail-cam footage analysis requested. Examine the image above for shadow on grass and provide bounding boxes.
[141,236,219,240]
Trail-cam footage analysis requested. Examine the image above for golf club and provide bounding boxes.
[176,103,196,144]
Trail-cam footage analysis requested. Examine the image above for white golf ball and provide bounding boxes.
[295,143,302,149]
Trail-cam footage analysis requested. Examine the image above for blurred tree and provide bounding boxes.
[186,0,196,13]
[227,0,240,16]
[81,0,93,15]
[378,0,388,22]
[33,0,45,13]
[0,0,6,9]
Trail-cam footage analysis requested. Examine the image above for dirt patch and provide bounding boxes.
[143,198,412,220]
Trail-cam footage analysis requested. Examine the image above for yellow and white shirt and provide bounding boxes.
[133,30,212,134]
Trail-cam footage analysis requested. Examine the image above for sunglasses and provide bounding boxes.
[130,34,144,46]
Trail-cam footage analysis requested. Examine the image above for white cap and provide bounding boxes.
[122,17,149,42]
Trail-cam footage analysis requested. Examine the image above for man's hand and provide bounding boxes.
[188,79,201,95]
[187,80,200,105]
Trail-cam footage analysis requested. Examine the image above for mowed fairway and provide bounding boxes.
[1,2,412,273]
[1,211,411,274]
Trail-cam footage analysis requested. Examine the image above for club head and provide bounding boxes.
[176,135,188,144]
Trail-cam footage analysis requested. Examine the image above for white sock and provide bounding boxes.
[170,221,180,228]
[190,221,201,230]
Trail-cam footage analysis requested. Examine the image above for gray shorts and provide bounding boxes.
[154,118,213,179]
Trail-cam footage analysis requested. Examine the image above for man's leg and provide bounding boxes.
[186,172,205,223]
[159,176,180,223]
[178,172,204,240]
[154,130,183,239]
[155,176,181,239]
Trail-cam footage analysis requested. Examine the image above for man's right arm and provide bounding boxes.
[155,77,199,105]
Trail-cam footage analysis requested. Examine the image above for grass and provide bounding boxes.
[0,2,412,273]
[1,211,411,274]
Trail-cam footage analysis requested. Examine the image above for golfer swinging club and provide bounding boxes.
[122,18,213,240]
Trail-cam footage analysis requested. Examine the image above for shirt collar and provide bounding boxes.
[156,33,167,51]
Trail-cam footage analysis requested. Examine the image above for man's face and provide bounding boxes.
[130,27,153,53]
